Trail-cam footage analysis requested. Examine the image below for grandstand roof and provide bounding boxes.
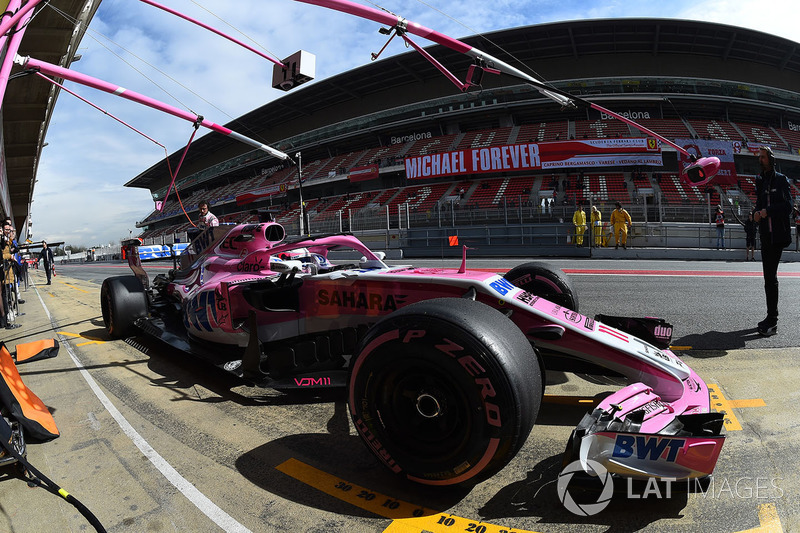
[127,17,800,194]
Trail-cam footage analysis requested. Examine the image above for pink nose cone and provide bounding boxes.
[680,156,721,187]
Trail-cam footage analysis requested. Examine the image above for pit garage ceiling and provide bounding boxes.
[2,0,100,234]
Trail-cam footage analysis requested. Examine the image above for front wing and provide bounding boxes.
[564,383,725,481]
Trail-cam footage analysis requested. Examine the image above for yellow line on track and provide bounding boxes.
[708,384,741,431]
[60,282,89,293]
[542,395,598,406]
[58,331,106,346]
[735,503,783,532]
[382,515,540,533]
[276,458,540,533]
[728,399,767,409]
[708,384,767,432]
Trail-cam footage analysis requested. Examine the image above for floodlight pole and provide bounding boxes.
[296,152,306,236]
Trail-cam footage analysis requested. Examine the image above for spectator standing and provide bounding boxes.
[793,204,800,252]
[610,201,632,249]
[39,240,55,285]
[8,226,24,303]
[590,206,602,247]
[197,200,219,229]
[1,220,20,328]
[731,208,758,261]
[714,205,725,249]
[753,146,793,336]
[572,205,586,247]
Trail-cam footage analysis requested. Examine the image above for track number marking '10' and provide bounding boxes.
[385,514,533,532]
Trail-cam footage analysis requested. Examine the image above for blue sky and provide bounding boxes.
[29,0,798,246]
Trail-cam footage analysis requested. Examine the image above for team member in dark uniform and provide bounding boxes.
[753,147,793,336]
[39,240,55,285]
[731,208,758,261]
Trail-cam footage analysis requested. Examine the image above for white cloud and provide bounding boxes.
[28,0,798,246]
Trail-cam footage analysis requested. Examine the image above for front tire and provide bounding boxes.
[101,276,147,339]
[504,262,578,312]
[348,298,541,486]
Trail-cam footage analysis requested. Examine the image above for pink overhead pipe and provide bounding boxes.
[34,72,200,213]
[35,72,168,150]
[15,55,289,160]
[0,0,43,41]
[296,0,721,183]
[138,0,286,69]
[296,0,471,53]
[0,0,30,105]
[295,0,570,106]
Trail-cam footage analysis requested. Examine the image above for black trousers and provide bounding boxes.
[0,283,6,327]
[761,243,784,320]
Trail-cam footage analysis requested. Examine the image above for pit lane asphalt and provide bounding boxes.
[2,259,799,532]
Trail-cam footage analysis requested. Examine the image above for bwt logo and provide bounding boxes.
[613,435,686,462]
[489,277,517,296]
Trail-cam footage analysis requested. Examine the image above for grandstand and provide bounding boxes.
[574,119,630,139]
[688,119,742,143]
[121,18,800,244]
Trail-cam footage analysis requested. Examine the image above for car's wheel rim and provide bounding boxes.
[369,357,478,463]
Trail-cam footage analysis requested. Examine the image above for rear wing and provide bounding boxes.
[180,226,232,270]
[121,239,149,290]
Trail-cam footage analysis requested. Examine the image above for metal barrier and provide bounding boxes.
[133,201,798,258]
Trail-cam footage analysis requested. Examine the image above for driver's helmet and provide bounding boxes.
[272,248,332,274]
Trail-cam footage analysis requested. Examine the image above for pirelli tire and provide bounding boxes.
[348,298,541,487]
[503,261,579,312]
[101,276,148,339]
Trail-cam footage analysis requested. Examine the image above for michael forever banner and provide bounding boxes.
[404,138,662,180]
[235,182,287,205]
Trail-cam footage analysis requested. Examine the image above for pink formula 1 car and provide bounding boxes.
[101,220,724,487]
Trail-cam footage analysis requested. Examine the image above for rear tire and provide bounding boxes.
[504,262,579,312]
[101,276,147,339]
[348,298,541,486]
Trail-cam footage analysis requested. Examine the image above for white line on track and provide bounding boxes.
[34,284,252,533]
